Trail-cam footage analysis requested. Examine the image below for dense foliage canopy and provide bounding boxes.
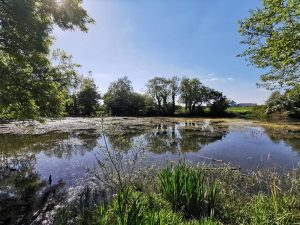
[179,77,228,115]
[266,84,300,117]
[147,76,179,115]
[239,0,300,89]
[0,0,94,119]
[104,76,146,116]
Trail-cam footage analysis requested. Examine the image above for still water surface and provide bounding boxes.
[1,118,300,187]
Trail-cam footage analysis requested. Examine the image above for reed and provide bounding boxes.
[158,161,220,219]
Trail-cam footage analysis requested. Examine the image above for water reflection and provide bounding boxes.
[283,139,300,154]
[0,155,57,225]
[139,122,228,154]
[0,130,101,159]
[262,126,300,154]
[0,120,300,190]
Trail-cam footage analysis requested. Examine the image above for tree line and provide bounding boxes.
[0,0,228,119]
[65,75,229,117]
[1,0,300,119]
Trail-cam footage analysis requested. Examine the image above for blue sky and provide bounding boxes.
[53,0,270,104]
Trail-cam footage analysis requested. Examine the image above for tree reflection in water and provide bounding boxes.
[0,130,101,159]
[0,130,102,225]
[139,123,228,154]
[263,126,300,155]
[0,154,62,225]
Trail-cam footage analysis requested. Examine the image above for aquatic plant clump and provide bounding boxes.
[158,161,220,219]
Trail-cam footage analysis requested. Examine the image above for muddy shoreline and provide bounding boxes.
[0,117,230,135]
[0,117,300,138]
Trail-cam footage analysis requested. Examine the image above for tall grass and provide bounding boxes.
[245,178,296,225]
[96,187,186,225]
[158,161,220,219]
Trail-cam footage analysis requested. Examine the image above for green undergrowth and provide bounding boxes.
[54,162,300,225]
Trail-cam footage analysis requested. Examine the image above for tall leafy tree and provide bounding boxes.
[179,77,191,111]
[238,0,300,89]
[179,78,208,114]
[147,77,164,113]
[208,89,229,115]
[0,0,94,119]
[78,74,100,117]
[104,76,145,116]
[147,76,176,115]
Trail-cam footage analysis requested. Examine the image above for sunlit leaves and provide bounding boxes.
[238,0,300,89]
[0,0,93,119]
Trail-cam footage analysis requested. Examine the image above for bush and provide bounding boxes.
[266,85,300,119]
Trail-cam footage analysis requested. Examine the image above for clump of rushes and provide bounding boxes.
[96,187,187,225]
[158,161,220,219]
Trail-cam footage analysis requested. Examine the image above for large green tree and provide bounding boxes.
[0,0,94,119]
[104,76,145,116]
[78,75,100,117]
[238,0,300,89]
[146,76,178,115]
[207,89,229,115]
[179,77,228,115]
[179,77,208,115]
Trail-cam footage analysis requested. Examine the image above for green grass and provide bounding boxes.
[226,106,256,114]
[226,105,268,120]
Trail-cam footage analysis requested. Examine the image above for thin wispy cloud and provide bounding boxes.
[200,74,234,83]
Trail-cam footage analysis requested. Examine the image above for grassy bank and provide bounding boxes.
[173,106,269,120]
[226,106,268,120]
[54,162,300,225]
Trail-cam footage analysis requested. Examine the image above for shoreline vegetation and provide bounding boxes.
[54,161,300,225]
[51,119,300,225]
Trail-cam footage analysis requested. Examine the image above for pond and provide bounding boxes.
[1,117,300,188]
[1,117,300,224]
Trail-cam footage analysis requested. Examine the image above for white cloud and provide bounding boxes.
[94,72,107,78]
[208,77,219,81]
